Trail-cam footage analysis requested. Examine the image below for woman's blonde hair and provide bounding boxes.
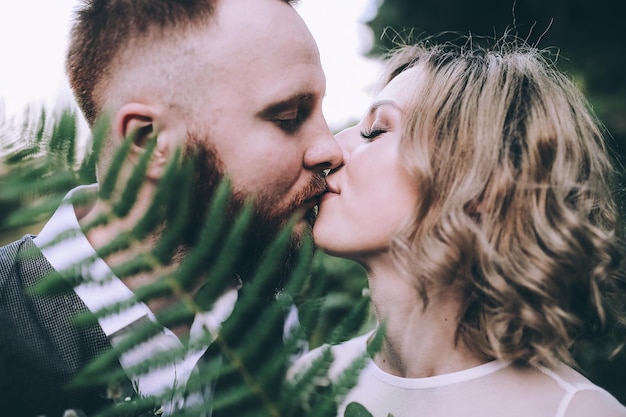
[387,39,626,368]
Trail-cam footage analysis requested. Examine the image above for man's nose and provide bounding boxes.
[303,128,344,171]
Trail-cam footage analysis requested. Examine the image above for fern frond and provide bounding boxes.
[1,107,374,417]
[113,137,157,218]
[99,135,133,201]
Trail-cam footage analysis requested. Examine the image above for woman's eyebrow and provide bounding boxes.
[369,99,402,115]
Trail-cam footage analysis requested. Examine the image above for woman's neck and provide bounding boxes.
[366,261,487,379]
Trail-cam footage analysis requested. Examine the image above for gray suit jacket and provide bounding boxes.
[0,236,123,417]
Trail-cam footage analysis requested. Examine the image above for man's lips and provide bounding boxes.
[302,190,326,209]
[299,180,337,211]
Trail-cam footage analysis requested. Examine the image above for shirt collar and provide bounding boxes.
[34,184,155,335]
[34,184,235,348]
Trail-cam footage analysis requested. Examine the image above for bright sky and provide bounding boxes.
[0,0,381,132]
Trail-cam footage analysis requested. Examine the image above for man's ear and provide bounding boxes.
[114,103,172,181]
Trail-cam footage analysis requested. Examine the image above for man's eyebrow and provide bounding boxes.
[257,93,314,117]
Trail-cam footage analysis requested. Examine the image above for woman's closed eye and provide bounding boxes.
[360,126,387,141]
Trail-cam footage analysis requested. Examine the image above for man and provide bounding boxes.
[0,0,342,415]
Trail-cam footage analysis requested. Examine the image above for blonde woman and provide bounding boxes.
[297,40,626,417]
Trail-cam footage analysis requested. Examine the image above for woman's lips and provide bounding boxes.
[319,189,339,205]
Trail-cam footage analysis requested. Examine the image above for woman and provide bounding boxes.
[297,40,626,416]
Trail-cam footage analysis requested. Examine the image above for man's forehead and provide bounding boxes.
[208,0,316,53]
[124,0,325,120]
[188,0,323,97]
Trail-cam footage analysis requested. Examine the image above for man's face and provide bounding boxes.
[179,0,342,242]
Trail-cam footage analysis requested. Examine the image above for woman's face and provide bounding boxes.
[314,68,419,261]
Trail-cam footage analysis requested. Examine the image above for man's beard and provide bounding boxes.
[177,135,325,293]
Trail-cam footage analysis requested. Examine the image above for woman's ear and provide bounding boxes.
[114,103,175,181]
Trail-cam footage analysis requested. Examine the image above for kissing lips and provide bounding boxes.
[319,190,337,205]
[302,191,324,209]
[298,175,328,210]
[319,181,339,205]
[287,176,329,225]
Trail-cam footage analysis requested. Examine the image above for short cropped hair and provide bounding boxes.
[385,40,626,368]
[66,0,295,125]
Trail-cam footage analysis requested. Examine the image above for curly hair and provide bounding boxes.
[386,40,626,368]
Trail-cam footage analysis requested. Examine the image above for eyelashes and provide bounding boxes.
[273,106,313,133]
[275,117,302,132]
[360,127,387,141]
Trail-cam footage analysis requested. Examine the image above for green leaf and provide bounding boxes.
[345,402,374,417]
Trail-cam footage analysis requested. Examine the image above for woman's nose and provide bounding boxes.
[334,125,360,160]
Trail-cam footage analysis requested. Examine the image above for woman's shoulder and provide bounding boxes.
[536,363,626,417]
[562,389,626,417]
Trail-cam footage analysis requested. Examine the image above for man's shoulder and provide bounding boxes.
[0,235,37,281]
[0,234,54,320]
[0,234,30,255]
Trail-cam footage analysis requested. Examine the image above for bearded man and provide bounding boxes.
[0,0,342,415]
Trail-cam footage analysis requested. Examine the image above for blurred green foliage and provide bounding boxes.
[304,253,371,349]
[0,108,96,244]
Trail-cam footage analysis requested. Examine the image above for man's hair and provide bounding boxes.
[384,39,626,368]
[66,0,295,125]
